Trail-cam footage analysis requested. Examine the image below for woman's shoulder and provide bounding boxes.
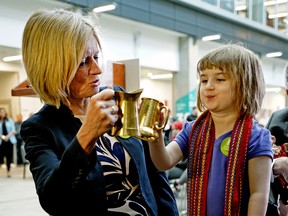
[23,104,73,126]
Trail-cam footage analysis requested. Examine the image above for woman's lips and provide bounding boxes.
[90,79,100,87]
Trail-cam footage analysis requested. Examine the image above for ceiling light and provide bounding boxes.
[235,5,247,11]
[148,73,173,80]
[266,52,282,58]
[202,34,221,41]
[93,3,117,13]
[268,12,288,19]
[264,0,288,6]
[266,87,282,93]
[3,55,22,62]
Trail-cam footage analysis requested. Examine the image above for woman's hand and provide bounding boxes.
[77,88,119,154]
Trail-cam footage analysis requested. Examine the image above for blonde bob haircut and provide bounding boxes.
[22,8,101,108]
[196,43,265,116]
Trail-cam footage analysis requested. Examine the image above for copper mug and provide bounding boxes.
[136,97,170,142]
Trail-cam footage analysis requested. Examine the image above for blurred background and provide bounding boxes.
[1,0,288,215]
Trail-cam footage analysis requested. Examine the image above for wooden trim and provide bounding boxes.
[11,80,37,97]
[113,62,125,89]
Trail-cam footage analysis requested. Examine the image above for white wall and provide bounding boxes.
[0,0,70,48]
[141,77,173,111]
[262,57,287,87]
[140,68,173,112]
[99,14,182,71]
[0,73,20,120]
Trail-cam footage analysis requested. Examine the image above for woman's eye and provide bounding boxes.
[79,56,99,67]
[79,59,87,67]
[93,55,99,63]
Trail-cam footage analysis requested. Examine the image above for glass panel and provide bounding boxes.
[236,0,249,18]
[276,2,288,33]
[265,0,288,32]
[265,0,276,28]
[220,0,234,12]
[252,0,264,23]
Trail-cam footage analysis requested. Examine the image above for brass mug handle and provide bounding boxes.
[155,105,170,130]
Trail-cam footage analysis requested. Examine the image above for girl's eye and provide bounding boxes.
[217,79,225,82]
[201,79,208,83]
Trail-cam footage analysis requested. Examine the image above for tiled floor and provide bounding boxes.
[0,165,187,216]
[0,165,47,216]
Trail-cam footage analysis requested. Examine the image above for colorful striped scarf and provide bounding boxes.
[187,111,253,216]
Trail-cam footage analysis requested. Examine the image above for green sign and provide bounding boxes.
[175,88,197,121]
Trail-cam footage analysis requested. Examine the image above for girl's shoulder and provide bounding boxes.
[251,119,270,136]
[248,120,273,158]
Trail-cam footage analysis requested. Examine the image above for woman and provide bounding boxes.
[20,8,178,216]
[0,107,17,177]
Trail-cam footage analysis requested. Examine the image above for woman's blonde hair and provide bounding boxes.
[196,43,265,116]
[22,8,101,108]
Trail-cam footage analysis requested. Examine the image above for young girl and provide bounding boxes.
[149,44,273,216]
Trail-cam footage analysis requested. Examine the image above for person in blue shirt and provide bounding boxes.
[149,44,273,216]
[0,107,17,177]
[20,8,178,216]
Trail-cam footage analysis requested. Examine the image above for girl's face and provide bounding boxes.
[199,66,237,114]
[68,34,102,101]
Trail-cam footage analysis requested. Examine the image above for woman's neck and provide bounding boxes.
[67,98,90,116]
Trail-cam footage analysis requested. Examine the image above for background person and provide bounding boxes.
[14,113,23,165]
[265,63,288,216]
[0,107,17,177]
[20,8,178,216]
[149,44,273,215]
[186,106,198,122]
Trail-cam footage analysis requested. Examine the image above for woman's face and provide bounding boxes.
[68,34,102,100]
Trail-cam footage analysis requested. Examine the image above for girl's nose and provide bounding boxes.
[206,80,215,90]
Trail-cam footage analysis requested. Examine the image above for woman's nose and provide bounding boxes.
[91,59,102,75]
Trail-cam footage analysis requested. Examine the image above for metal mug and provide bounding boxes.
[137,97,170,142]
[111,89,143,137]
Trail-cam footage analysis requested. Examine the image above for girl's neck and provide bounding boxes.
[210,111,238,139]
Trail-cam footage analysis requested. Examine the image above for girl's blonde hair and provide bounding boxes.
[196,43,265,116]
[22,8,101,108]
